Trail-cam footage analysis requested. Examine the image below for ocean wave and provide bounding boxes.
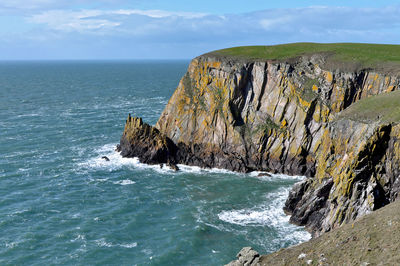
[16,113,41,118]
[175,164,242,175]
[113,179,136,185]
[249,171,305,181]
[217,187,289,227]
[218,187,311,242]
[95,238,137,248]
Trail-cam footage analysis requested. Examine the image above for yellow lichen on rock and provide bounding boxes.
[325,71,333,83]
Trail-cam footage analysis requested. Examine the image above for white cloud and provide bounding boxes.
[113,9,207,19]
[27,9,208,33]
[259,16,293,30]
[28,10,117,33]
[3,5,400,59]
[27,6,400,38]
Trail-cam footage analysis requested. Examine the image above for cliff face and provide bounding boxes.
[119,51,400,235]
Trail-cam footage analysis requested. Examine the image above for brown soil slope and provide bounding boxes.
[260,199,400,265]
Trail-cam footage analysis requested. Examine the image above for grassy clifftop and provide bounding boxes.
[337,90,400,123]
[206,43,400,71]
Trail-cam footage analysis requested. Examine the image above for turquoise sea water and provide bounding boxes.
[0,61,310,265]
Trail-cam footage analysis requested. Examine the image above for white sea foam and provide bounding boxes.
[5,241,19,249]
[176,164,243,175]
[80,143,309,184]
[71,234,86,242]
[218,188,289,226]
[79,143,244,175]
[120,242,138,248]
[9,209,30,216]
[249,171,306,181]
[218,187,311,242]
[16,113,41,118]
[95,238,113,247]
[113,179,136,185]
[78,143,172,173]
[95,238,137,248]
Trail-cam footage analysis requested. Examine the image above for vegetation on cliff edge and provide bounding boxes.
[337,90,400,123]
[208,43,400,71]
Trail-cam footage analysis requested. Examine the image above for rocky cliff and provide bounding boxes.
[119,43,400,236]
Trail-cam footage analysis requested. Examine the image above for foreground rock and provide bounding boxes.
[259,199,400,265]
[226,247,260,266]
[119,44,400,235]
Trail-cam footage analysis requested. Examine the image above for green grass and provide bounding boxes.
[182,73,194,99]
[207,43,400,71]
[302,78,320,102]
[337,90,400,123]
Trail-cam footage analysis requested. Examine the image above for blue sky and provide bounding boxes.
[0,0,399,59]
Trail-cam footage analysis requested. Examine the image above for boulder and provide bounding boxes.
[225,247,260,266]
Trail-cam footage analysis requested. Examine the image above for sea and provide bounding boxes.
[0,60,310,265]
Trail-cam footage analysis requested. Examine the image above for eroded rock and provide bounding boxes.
[225,247,260,266]
[117,115,177,165]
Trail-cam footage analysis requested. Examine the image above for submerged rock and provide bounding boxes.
[257,172,272,177]
[167,161,179,171]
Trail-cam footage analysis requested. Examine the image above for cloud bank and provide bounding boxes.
[1,5,400,59]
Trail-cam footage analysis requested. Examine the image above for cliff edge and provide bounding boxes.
[118,43,400,236]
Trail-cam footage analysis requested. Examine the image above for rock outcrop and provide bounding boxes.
[119,45,400,235]
[117,115,178,165]
[225,247,260,266]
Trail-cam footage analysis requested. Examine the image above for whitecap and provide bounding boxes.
[9,209,29,216]
[95,238,113,247]
[113,179,136,185]
[71,213,81,219]
[120,242,138,248]
[71,234,86,242]
[95,178,108,182]
[5,241,19,249]
[95,238,137,248]
[16,113,40,118]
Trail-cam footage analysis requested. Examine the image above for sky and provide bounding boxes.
[0,0,399,60]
